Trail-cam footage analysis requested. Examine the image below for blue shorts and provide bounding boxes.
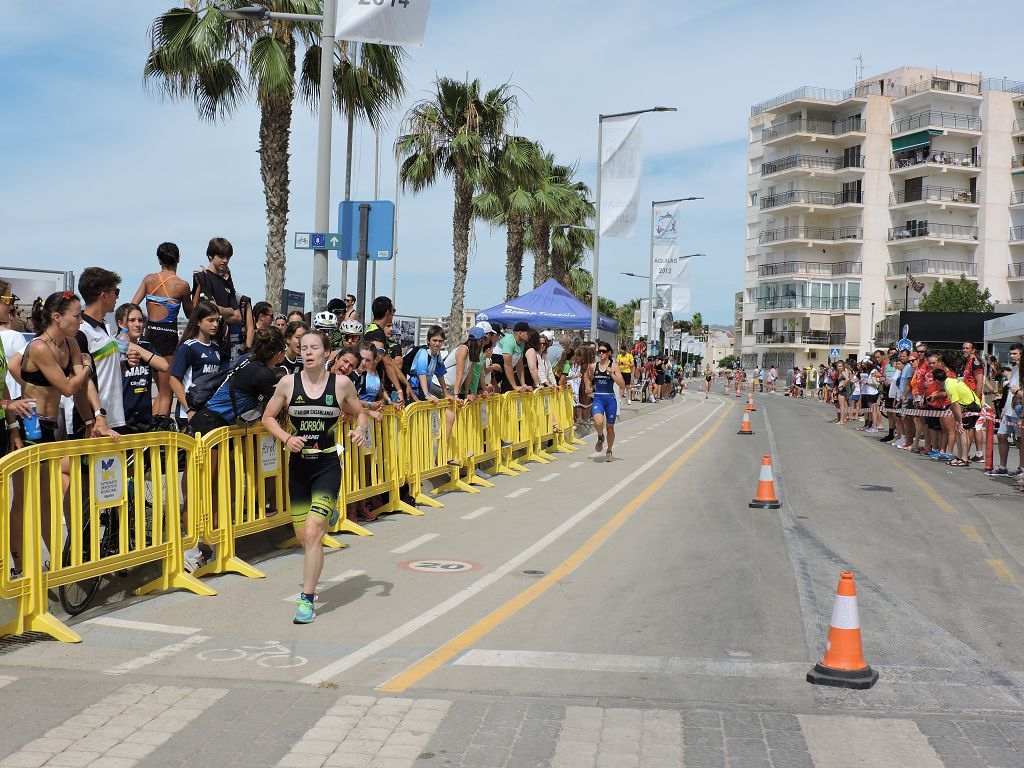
[592,394,618,424]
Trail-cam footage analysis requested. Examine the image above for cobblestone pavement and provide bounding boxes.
[5,683,1024,768]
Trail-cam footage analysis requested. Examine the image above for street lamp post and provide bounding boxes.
[222,2,337,314]
[591,106,676,341]
[648,197,702,354]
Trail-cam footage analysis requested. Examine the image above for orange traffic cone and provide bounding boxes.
[735,387,742,398]
[747,394,756,412]
[737,411,754,436]
[748,454,779,508]
[807,572,878,690]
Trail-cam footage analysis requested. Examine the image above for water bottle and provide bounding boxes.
[116,327,130,360]
[22,401,41,442]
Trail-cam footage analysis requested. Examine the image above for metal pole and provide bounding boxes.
[392,160,400,302]
[904,266,910,311]
[870,301,875,351]
[371,127,380,302]
[648,203,655,357]
[341,42,359,300]
[311,0,337,314]
[590,116,603,342]
[356,203,370,324]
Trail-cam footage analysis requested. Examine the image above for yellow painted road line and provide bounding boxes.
[377,405,734,693]
[987,559,1016,583]
[959,524,984,544]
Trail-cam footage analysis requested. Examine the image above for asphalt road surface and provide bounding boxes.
[3,388,1024,768]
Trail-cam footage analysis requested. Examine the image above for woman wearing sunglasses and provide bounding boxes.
[584,344,626,462]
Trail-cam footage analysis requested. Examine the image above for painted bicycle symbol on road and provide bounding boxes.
[196,640,308,668]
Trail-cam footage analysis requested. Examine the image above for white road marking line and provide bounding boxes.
[538,473,560,482]
[461,506,494,520]
[298,401,725,686]
[569,462,584,469]
[390,533,440,554]
[505,487,532,498]
[103,634,211,676]
[453,649,807,678]
[0,675,14,688]
[800,715,944,768]
[329,568,367,582]
[85,617,201,635]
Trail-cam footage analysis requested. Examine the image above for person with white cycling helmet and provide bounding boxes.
[312,310,343,353]
[339,319,363,349]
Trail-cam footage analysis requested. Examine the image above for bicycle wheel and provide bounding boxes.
[257,654,309,669]
[196,648,247,662]
[57,517,102,616]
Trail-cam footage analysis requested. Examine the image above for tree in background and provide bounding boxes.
[397,77,517,336]
[719,355,740,369]
[919,277,994,313]
[691,312,704,336]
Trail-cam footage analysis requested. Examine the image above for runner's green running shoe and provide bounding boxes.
[293,597,315,624]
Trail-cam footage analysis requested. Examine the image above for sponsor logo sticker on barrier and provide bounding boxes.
[93,455,126,507]
[481,402,488,428]
[260,435,279,474]
[431,410,440,438]
[516,398,522,421]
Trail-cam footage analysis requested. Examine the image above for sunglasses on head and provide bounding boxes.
[0,294,19,306]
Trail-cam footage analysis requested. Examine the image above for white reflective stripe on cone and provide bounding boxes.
[759,464,773,482]
[830,594,860,630]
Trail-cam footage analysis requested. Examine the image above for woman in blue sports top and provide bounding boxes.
[585,343,626,462]
[131,242,193,423]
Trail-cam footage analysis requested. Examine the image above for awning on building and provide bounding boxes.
[891,129,942,153]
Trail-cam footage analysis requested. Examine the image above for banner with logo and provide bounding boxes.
[651,200,692,315]
[599,114,644,237]
[336,0,431,47]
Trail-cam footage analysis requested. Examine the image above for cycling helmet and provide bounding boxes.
[340,319,363,336]
[313,311,338,331]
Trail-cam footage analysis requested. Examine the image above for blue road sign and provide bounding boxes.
[294,232,343,250]
[829,348,841,360]
[337,201,395,261]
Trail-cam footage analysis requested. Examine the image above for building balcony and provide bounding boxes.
[1013,226,1024,246]
[889,151,981,176]
[1014,121,1024,139]
[1013,155,1024,174]
[760,189,863,211]
[761,154,865,178]
[1012,190,1024,208]
[884,298,921,313]
[891,111,982,136]
[887,223,978,245]
[756,331,847,346]
[893,78,982,103]
[761,117,866,145]
[758,226,863,246]
[889,186,978,207]
[750,85,877,117]
[1008,263,1024,281]
[758,261,862,279]
[755,296,861,312]
[888,259,977,277]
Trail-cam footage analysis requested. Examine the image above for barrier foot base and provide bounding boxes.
[0,611,81,643]
[136,570,217,598]
[334,518,373,537]
[506,460,528,473]
[572,437,587,446]
[433,477,479,496]
[490,465,519,477]
[202,556,266,580]
[413,493,444,509]
[525,452,550,465]
[388,499,424,516]
[467,475,495,488]
[806,662,878,690]
[536,450,556,462]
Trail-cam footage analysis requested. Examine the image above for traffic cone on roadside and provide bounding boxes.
[747,394,756,412]
[748,454,780,508]
[735,387,742,398]
[807,572,878,690]
[737,411,754,436]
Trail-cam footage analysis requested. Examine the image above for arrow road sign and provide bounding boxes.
[294,232,343,250]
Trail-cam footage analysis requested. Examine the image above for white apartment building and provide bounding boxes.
[741,67,1024,370]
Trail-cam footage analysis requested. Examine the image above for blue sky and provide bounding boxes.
[1,0,1021,324]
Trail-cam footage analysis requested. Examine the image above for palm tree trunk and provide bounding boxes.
[260,28,296,308]
[550,241,568,290]
[449,174,473,339]
[532,219,551,287]
[505,212,525,300]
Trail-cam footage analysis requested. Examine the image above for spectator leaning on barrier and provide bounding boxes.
[962,341,985,461]
[494,322,530,394]
[408,325,449,402]
[170,301,222,426]
[74,267,126,437]
[364,296,410,405]
[192,237,242,364]
[987,342,1023,477]
[115,302,170,433]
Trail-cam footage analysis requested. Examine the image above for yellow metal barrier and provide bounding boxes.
[0,433,211,642]
[403,400,477,507]
[556,385,586,447]
[500,391,548,472]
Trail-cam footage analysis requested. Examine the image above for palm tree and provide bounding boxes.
[146,2,406,307]
[691,312,704,337]
[473,136,542,300]
[397,77,517,336]
[528,156,592,288]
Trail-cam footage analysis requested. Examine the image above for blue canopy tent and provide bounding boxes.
[476,279,619,333]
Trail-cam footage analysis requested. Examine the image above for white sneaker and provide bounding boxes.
[183,546,206,573]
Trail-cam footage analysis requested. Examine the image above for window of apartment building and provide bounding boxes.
[846,281,861,310]
[744,320,753,335]
[750,191,758,207]
[842,179,862,204]
[843,144,862,169]
[903,176,923,202]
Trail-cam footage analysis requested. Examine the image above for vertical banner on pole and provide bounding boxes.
[599,115,644,238]
[335,0,432,46]
[652,201,692,315]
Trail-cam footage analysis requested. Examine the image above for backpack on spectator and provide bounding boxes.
[401,345,429,377]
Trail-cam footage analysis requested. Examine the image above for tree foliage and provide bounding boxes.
[718,355,740,369]
[919,277,994,313]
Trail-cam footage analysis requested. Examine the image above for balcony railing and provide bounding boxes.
[758,261,862,278]
[1008,263,1024,278]
[760,189,863,209]
[1013,155,1024,170]
[891,111,982,134]
[888,223,978,241]
[896,79,981,98]
[761,154,864,175]
[755,296,861,311]
[888,260,977,276]
[1013,226,1024,242]
[884,298,921,312]
[756,331,847,346]
[1015,121,1024,134]
[759,226,863,243]
[750,84,881,116]
[981,78,1024,95]
[890,186,978,205]
[1012,190,1024,206]
[762,117,867,142]
[889,151,980,170]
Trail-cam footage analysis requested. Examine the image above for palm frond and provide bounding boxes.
[249,33,295,107]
